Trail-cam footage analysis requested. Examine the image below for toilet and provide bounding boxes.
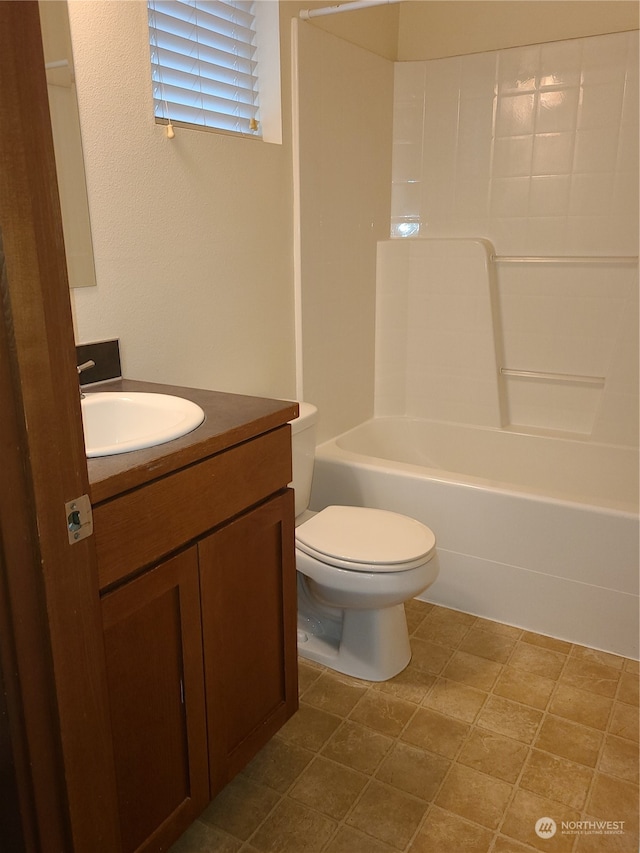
[290,403,439,681]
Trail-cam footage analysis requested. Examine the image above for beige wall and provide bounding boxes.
[294,19,394,441]
[70,1,299,400]
[398,1,639,60]
[67,0,638,413]
[293,0,400,59]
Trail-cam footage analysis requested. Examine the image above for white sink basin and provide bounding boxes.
[81,392,205,457]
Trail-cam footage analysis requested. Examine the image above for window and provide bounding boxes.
[147,0,281,141]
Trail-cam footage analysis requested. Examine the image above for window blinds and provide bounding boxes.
[148,0,261,136]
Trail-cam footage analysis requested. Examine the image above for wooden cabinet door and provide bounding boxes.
[101,548,209,853]
[199,490,298,795]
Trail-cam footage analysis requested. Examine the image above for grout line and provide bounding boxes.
[200,603,637,853]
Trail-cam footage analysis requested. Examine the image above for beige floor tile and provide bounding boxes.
[459,626,518,663]
[349,689,416,737]
[297,660,324,695]
[408,806,493,852]
[549,683,613,730]
[501,789,580,852]
[587,773,640,833]
[476,695,544,744]
[401,706,470,758]
[608,701,639,742]
[172,611,640,853]
[492,836,540,852]
[302,672,368,716]
[278,703,342,751]
[521,632,572,656]
[372,666,436,704]
[347,780,428,848]
[617,672,639,706]
[199,776,280,841]
[250,798,336,853]
[560,657,622,698]
[288,756,367,820]
[494,666,556,711]
[422,677,488,722]
[409,636,455,676]
[321,720,393,774]
[241,736,314,793]
[413,612,472,648]
[376,740,450,801]
[509,642,567,680]
[170,820,242,853]
[435,763,513,830]
[322,825,396,853]
[599,734,640,784]
[424,605,476,629]
[406,607,430,634]
[472,617,523,640]
[570,645,625,670]
[405,598,434,616]
[458,728,529,783]
[574,819,639,852]
[519,749,593,810]
[443,650,503,691]
[534,714,603,768]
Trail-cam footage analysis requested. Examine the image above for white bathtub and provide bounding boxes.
[311,418,639,659]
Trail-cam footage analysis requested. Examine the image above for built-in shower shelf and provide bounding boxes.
[492,255,638,265]
[500,368,605,387]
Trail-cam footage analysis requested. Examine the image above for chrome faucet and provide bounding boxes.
[77,359,95,398]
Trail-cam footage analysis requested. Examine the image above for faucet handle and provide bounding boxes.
[77,359,96,376]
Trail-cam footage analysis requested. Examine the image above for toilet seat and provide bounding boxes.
[295,505,436,572]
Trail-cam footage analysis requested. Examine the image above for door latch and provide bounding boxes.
[65,495,93,544]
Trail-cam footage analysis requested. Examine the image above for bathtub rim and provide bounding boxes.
[316,416,639,518]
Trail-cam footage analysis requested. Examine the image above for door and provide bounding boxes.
[199,490,298,795]
[101,547,209,853]
[0,3,120,849]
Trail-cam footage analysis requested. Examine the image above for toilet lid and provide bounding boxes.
[296,506,436,572]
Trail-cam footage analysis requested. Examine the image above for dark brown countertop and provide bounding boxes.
[85,379,298,504]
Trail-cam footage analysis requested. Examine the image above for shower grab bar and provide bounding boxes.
[500,368,605,386]
[491,255,638,265]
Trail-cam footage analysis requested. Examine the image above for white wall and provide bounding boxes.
[385,31,639,442]
[69,1,296,400]
[294,19,394,442]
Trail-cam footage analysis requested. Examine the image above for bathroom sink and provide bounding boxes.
[81,392,205,457]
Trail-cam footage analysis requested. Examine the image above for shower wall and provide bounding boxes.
[294,19,394,443]
[381,30,639,442]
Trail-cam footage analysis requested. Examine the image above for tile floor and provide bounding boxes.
[170,601,639,853]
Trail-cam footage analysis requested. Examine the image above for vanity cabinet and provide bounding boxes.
[101,548,209,853]
[200,489,296,797]
[92,406,298,853]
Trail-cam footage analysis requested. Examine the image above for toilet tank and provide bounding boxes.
[289,402,318,519]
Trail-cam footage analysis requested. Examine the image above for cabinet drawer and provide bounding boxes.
[94,426,291,589]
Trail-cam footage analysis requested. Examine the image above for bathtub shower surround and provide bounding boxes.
[375,238,639,442]
[385,28,639,440]
[311,421,639,659]
[318,30,640,659]
[363,235,639,656]
[391,31,638,256]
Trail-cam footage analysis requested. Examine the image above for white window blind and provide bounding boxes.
[148,0,261,137]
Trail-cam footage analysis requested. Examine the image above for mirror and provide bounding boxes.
[38,1,96,288]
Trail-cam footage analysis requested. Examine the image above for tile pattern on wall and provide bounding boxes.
[170,601,640,853]
[391,31,639,257]
[386,31,639,439]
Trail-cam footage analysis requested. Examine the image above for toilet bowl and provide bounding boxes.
[290,405,439,681]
